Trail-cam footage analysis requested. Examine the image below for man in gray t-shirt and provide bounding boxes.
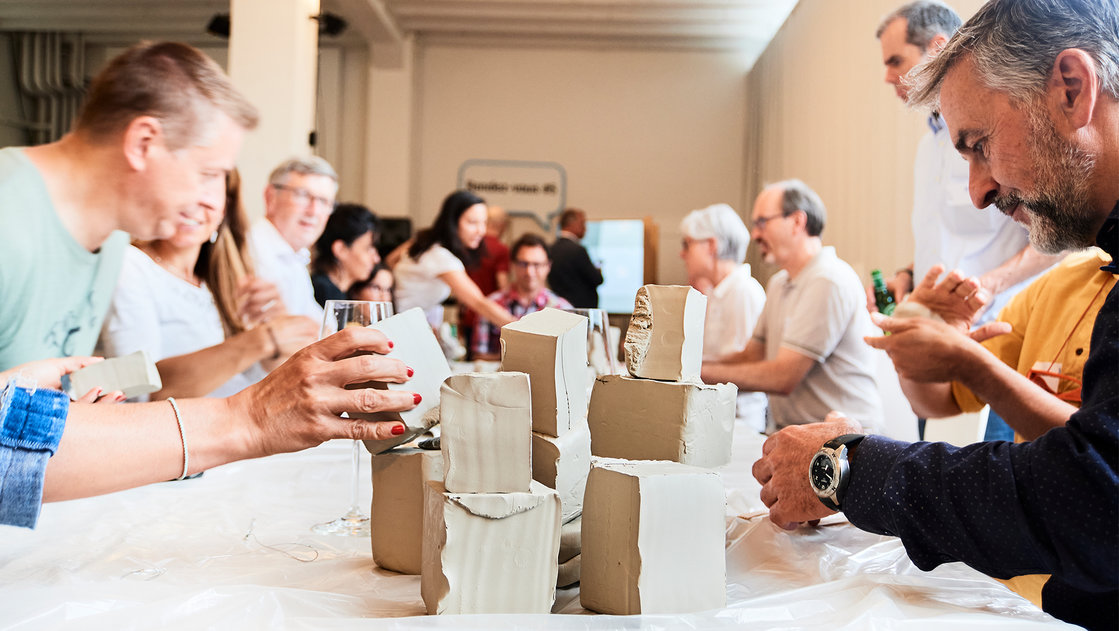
[701,180,882,432]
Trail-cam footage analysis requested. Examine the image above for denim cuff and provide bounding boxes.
[0,383,70,455]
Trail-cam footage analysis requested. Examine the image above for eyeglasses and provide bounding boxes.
[750,213,788,230]
[513,260,549,270]
[272,183,334,210]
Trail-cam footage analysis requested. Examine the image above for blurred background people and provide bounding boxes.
[99,171,318,400]
[349,263,395,305]
[548,207,604,308]
[249,156,339,322]
[473,234,572,360]
[311,203,381,307]
[680,203,767,432]
[460,205,511,358]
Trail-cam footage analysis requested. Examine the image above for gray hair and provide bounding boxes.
[909,0,1119,110]
[268,156,339,188]
[876,1,962,49]
[679,203,750,263]
[768,179,826,238]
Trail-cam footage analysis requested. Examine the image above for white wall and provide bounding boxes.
[407,44,750,286]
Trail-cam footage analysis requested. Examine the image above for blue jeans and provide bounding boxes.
[0,384,69,528]
[983,408,1016,442]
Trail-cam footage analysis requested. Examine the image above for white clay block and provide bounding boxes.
[499,308,588,438]
[370,448,445,575]
[65,350,161,399]
[532,423,591,523]
[441,372,532,493]
[892,299,946,322]
[588,375,736,468]
[421,480,561,615]
[354,307,451,455]
[580,458,726,615]
[624,285,706,382]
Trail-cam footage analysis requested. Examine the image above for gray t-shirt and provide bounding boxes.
[753,246,882,432]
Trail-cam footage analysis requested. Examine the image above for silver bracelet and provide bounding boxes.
[167,397,189,480]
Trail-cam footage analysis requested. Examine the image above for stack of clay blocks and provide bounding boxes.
[369,447,444,575]
[589,285,737,468]
[500,308,593,525]
[420,372,561,615]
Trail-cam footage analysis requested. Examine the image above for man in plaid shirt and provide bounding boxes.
[474,233,572,359]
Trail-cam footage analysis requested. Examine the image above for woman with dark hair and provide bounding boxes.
[390,190,515,329]
[349,263,395,304]
[311,203,381,307]
[99,170,318,399]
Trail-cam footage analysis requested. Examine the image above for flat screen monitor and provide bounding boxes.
[583,219,644,314]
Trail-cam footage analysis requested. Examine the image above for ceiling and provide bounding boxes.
[0,0,797,67]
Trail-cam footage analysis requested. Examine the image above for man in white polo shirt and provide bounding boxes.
[701,180,882,433]
[248,156,338,322]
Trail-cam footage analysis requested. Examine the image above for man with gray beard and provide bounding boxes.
[753,1,1118,627]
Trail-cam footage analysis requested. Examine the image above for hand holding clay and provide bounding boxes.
[752,413,862,529]
[229,325,417,457]
[906,265,990,332]
[865,313,1009,383]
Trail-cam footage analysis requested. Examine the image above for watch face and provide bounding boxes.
[810,453,836,493]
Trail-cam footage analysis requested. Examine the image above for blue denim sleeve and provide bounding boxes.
[0,384,70,528]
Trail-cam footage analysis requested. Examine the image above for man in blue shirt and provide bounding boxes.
[754,1,1118,628]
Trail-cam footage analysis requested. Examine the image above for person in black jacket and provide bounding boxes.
[547,208,604,308]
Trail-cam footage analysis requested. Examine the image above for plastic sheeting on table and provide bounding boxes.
[0,428,1070,630]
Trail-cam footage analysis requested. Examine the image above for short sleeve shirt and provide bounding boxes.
[393,244,466,327]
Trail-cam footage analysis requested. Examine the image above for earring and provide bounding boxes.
[210,230,219,244]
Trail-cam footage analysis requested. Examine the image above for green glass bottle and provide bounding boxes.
[871,269,896,316]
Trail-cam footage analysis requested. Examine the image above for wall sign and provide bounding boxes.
[457,159,566,228]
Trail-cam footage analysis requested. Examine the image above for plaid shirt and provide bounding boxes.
[473,286,572,355]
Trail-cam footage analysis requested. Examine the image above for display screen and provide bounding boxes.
[582,219,644,314]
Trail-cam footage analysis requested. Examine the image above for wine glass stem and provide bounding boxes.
[349,439,361,514]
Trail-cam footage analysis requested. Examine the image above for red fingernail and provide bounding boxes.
[407,367,414,378]
[388,341,394,349]
[391,424,405,435]
[413,393,422,405]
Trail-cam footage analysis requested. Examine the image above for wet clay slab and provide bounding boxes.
[499,308,588,438]
[356,307,451,455]
[370,448,445,575]
[588,374,737,468]
[624,285,706,382]
[440,372,532,493]
[421,480,561,615]
[531,423,591,523]
[66,349,161,399]
[580,458,726,615]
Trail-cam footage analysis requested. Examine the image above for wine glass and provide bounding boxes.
[312,299,394,536]
[561,308,619,402]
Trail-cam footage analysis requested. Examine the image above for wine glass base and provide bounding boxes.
[311,514,371,536]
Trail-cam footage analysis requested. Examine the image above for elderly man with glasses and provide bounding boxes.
[472,233,572,360]
[701,179,883,434]
[248,156,339,321]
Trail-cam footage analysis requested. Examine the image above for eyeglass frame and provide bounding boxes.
[750,211,793,231]
[271,183,335,210]
[512,259,550,271]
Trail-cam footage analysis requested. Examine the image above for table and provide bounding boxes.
[0,430,1070,629]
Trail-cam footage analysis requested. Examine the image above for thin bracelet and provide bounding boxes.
[167,397,189,480]
[265,325,282,360]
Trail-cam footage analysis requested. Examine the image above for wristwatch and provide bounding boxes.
[809,434,866,511]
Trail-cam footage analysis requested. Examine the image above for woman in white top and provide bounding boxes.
[100,171,318,400]
[390,190,516,329]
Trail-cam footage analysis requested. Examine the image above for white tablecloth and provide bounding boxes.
[0,429,1070,630]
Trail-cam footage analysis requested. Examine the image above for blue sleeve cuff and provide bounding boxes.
[843,435,909,535]
[0,384,70,455]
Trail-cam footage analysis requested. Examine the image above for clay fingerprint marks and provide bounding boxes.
[580,459,726,615]
[499,308,589,437]
[370,448,444,575]
[356,307,451,455]
[440,372,532,494]
[623,285,706,382]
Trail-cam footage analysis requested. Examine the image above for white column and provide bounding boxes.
[364,36,415,217]
[228,0,320,220]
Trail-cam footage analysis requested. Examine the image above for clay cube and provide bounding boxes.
[441,372,532,493]
[580,458,726,615]
[624,285,706,382]
[499,308,588,438]
[65,350,161,399]
[588,375,736,468]
[421,480,561,615]
[531,423,591,523]
[355,307,451,455]
[370,448,445,575]
[557,515,582,588]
